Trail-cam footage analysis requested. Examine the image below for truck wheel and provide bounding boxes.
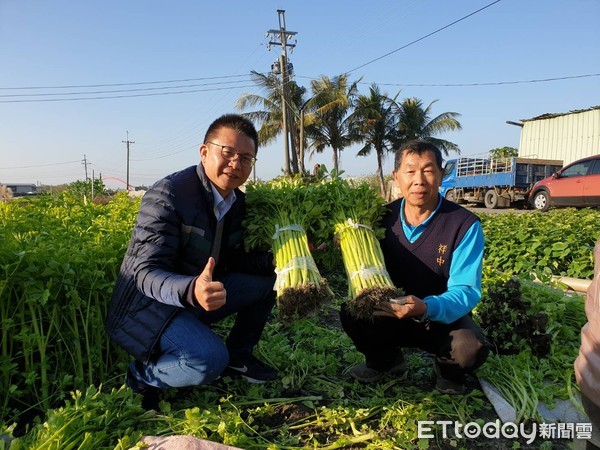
[532,191,550,212]
[445,189,457,203]
[484,190,499,209]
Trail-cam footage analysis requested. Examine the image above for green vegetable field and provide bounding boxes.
[0,185,598,449]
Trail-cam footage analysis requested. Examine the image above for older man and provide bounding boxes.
[341,140,489,394]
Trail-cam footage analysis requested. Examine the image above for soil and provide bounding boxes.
[246,391,574,449]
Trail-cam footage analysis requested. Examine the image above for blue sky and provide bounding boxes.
[1,0,599,189]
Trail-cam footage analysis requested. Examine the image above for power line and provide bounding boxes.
[0,84,256,103]
[0,74,251,90]
[376,73,600,87]
[344,0,503,74]
[0,78,255,98]
[0,160,81,169]
[131,146,194,162]
[295,72,600,88]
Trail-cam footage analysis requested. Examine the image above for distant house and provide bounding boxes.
[511,106,600,165]
[4,183,37,196]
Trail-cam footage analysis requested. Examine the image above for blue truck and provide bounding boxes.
[439,156,563,209]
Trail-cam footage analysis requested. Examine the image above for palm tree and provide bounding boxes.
[305,74,360,173]
[349,83,400,196]
[395,98,462,156]
[236,71,307,174]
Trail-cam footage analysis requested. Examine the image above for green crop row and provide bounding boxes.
[0,191,597,448]
[0,193,138,418]
[479,208,600,280]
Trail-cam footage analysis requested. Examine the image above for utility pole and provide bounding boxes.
[122,132,135,190]
[81,154,91,181]
[298,98,312,175]
[267,10,298,175]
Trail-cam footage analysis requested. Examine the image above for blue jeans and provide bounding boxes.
[130,272,275,389]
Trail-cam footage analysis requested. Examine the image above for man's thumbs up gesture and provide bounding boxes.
[193,257,226,311]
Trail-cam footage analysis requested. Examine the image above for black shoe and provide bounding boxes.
[433,361,466,395]
[126,368,160,410]
[350,354,407,384]
[224,354,278,384]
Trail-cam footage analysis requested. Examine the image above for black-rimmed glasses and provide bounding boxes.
[205,141,257,168]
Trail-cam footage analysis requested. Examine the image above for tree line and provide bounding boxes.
[236,73,462,196]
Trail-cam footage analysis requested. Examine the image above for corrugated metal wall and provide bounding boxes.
[518,108,600,165]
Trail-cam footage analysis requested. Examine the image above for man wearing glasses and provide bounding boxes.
[106,114,277,409]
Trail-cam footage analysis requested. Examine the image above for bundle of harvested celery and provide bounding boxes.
[334,217,402,319]
[244,178,333,322]
[271,222,332,320]
[327,179,403,319]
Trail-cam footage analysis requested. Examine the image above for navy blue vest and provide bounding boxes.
[380,198,479,299]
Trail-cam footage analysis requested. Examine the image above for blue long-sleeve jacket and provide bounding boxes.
[105,164,272,363]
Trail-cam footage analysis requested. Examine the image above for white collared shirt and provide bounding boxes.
[210,184,237,222]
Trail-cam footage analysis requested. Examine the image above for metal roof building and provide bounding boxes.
[514,106,600,165]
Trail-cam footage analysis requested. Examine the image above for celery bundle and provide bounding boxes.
[244,178,333,322]
[327,179,403,319]
[271,221,332,320]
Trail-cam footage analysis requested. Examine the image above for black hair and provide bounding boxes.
[203,114,259,154]
[394,140,443,170]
